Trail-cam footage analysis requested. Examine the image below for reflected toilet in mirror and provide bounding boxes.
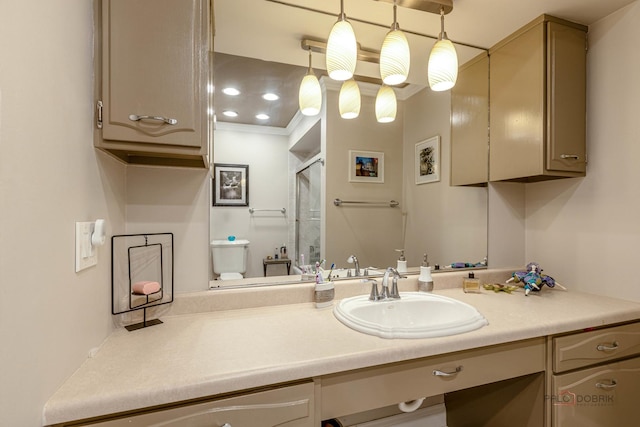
[211,239,250,280]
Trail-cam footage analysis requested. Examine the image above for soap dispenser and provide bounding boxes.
[418,253,433,292]
[395,249,407,273]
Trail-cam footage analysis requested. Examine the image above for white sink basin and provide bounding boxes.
[333,292,488,339]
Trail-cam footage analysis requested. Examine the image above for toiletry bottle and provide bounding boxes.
[463,272,481,293]
[280,244,287,259]
[395,249,407,273]
[274,247,279,260]
[418,253,434,292]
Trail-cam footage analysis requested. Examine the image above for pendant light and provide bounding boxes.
[298,48,322,116]
[379,1,410,86]
[339,79,360,119]
[375,85,397,123]
[427,6,458,91]
[326,0,358,81]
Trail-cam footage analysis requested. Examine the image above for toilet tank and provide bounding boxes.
[210,239,250,275]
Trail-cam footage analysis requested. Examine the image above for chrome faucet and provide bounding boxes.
[363,279,380,301]
[347,255,360,277]
[382,267,401,300]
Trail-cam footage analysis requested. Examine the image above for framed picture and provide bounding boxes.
[349,150,384,183]
[213,164,249,206]
[415,136,440,184]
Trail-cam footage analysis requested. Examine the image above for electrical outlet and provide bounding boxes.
[75,221,98,272]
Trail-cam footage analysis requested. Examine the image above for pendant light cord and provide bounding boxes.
[439,6,448,41]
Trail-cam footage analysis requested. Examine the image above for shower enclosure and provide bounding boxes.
[295,159,322,268]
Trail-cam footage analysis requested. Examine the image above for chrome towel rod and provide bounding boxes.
[249,207,286,214]
[334,198,399,207]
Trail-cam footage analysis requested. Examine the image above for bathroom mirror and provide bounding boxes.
[210,0,488,285]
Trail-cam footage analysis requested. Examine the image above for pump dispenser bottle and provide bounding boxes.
[418,253,433,292]
[395,249,407,273]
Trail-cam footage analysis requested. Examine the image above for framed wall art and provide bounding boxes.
[415,136,440,184]
[349,150,384,183]
[213,163,249,206]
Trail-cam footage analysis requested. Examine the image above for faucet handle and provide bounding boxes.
[363,279,379,301]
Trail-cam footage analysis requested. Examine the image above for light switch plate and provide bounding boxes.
[75,221,97,272]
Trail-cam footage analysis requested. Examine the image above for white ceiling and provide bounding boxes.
[213,0,636,127]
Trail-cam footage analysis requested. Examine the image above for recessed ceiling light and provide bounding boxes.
[255,113,270,120]
[262,93,279,101]
[222,87,240,96]
[222,110,238,117]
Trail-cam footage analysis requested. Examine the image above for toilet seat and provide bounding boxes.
[219,272,243,280]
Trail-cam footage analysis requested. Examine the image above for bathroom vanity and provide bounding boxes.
[43,271,640,426]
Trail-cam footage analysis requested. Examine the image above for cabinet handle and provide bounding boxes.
[433,366,463,377]
[596,341,619,352]
[560,154,580,160]
[128,114,178,125]
[221,424,231,427]
[596,379,617,389]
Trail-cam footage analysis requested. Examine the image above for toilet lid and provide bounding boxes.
[220,272,243,280]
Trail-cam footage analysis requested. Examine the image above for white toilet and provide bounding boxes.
[211,239,250,280]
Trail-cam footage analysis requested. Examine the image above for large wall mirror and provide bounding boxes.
[210,0,488,285]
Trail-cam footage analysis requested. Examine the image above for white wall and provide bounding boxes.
[0,1,127,425]
[524,1,640,301]
[211,126,290,278]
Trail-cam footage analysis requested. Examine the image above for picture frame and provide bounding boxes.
[349,150,385,183]
[213,163,249,206]
[415,136,440,185]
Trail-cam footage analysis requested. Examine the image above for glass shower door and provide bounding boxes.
[296,161,322,268]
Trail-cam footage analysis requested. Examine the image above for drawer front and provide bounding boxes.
[553,322,640,373]
[552,356,640,427]
[87,382,315,427]
[321,338,545,420]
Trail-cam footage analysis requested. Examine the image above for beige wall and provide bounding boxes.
[324,88,405,269]
[0,1,127,425]
[524,1,640,301]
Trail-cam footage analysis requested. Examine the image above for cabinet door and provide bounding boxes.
[546,21,587,173]
[489,23,545,181]
[451,52,489,186]
[87,382,315,427]
[552,357,640,427]
[101,0,206,148]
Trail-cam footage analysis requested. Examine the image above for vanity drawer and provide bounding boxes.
[321,338,545,420]
[553,322,640,373]
[551,356,640,427]
[81,382,315,427]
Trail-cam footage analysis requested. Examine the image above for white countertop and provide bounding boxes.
[43,281,640,425]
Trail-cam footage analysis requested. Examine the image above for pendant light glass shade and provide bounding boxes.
[326,1,357,81]
[428,38,458,91]
[375,85,397,123]
[380,29,410,85]
[427,7,458,92]
[380,3,410,86]
[339,79,360,119]
[299,49,322,116]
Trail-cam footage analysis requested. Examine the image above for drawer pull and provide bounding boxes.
[433,366,463,377]
[221,424,231,427]
[596,341,619,352]
[128,114,178,125]
[596,379,617,389]
[560,154,580,160]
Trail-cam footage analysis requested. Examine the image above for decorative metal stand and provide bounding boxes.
[111,233,174,331]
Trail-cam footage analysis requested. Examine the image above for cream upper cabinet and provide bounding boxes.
[95,0,211,168]
[489,15,587,182]
[451,52,489,186]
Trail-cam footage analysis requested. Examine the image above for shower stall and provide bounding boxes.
[295,158,322,268]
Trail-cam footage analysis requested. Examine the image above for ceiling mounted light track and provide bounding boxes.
[374,0,452,15]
